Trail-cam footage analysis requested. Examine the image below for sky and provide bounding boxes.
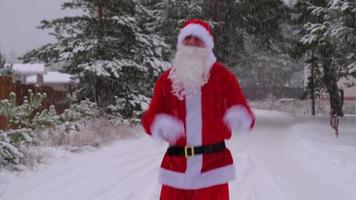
[0,0,79,62]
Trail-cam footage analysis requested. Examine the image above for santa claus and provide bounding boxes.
[141,19,255,200]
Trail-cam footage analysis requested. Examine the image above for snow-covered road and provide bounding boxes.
[1,110,356,200]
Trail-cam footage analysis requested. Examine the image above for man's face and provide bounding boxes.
[182,35,205,48]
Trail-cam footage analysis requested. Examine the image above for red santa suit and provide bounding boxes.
[141,19,255,200]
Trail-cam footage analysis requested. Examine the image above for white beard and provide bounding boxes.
[169,45,211,100]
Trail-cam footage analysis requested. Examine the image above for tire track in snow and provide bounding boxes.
[0,175,9,197]
[18,149,162,199]
[89,164,161,200]
[288,123,356,194]
[45,154,159,200]
[81,154,161,200]
[230,151,290,200]
[0,136,165,200]
[27,139,161,186]
[234,120,356,200]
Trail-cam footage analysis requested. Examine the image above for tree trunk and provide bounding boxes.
[212,0,220,21]
[310,51,316,115]
[95,0,104,107]
[96,0,104,56]
[322,64,343,117]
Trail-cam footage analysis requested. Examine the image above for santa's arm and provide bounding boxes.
[222,69,255,133]
[141,73,184,143]
[141,75,166,136]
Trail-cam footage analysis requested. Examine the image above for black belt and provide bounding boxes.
[166,141,226,158]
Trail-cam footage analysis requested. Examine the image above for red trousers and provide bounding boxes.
[159,183,229,200]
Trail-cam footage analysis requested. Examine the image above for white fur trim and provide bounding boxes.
[150,114,184,143]
[159,164,236,189]
[178,24,214,50]
[185,91,202,146]
[185,91,204,179]
[207,50,217,69]
[223,105,253,134]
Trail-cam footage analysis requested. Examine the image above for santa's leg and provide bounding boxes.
[160,183,229,200]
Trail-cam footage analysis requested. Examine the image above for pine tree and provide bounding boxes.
[140,0,203,56]
[350,65,356,77]
[139,0,301,91]
[339,0,356,78]
[200,0,300,89]
[289,0,327,114]
[298,0,356,116]
[21,0,169,118]
[200,0,244,67]
[237,0,290,46]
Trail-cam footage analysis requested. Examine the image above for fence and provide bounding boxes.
[0,76,67,130]
[0,76,13,130]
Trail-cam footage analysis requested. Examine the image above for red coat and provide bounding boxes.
[142,62,255,189]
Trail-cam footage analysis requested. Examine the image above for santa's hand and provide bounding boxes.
[151,114,184,143]
[224,105,253,134]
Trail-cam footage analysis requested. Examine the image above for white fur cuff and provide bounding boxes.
[223,105,253,134]
[150,114,184,143]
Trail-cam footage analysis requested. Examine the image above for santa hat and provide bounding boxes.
[177,19,214,50]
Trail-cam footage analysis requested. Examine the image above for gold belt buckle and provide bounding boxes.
[184,146,195,158]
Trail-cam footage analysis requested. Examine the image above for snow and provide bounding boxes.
[0,141,24,159]
[11,64,45,75]
[26,71,78,84]
[349,62,356,73]
[1,110,356,200]
[281,0,298,7]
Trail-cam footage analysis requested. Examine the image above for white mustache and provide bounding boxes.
[169,46,210,100]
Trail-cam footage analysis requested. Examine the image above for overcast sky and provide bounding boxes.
[0,0,78,62]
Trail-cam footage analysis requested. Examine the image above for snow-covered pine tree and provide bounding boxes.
[299,0,356,116]
[140,0,203,56]
[0,128,36,170]
[289,0,328,114]
[21,0,169,118]
[339,0,356,78]
[200,0,301,90]
[235,0,290,48]
[0,91,47,130]
[136,0,303,93]
[200,0,244,68]
[350,65,356,77]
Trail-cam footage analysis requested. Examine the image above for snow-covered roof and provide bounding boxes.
[27,71,78,84]
[12,63,45,75]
